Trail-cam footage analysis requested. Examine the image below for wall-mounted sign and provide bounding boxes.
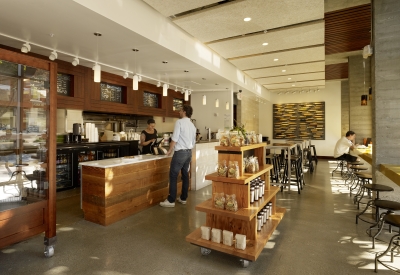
[100,82,122,103]
[57,73,72,96]
[143,91,159,108]
[173,98,183,111]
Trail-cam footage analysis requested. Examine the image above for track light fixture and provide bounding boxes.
[175,86,178,92]
[49,50,58,61]
[156,81,161,88]
[163,83,168,96]
[123,71,129,79]
[21,43,31,53]
[93,63,101,83]
[72,57,79,66]
[138,75,142,82]
[133,74,139,90]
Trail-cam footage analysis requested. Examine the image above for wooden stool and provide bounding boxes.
[356,184,394,224]
[375,214,400,272]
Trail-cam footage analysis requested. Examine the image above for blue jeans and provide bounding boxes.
[167,150,191,203]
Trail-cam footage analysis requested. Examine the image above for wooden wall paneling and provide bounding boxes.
[325,63,349,80]
[325,4,371,55]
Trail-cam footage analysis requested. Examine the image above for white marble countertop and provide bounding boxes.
[79,154,171,168]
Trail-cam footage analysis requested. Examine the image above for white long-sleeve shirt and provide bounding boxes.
[170,117,196,151]
[334,136,353,158]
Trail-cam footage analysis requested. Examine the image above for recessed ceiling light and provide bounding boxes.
[244,17,251,22]
[262,42,268,46]
[162,61,168,64]
[292,84,295,86]
[282,69,286,72]
[184,70,189,72]
[288,78,291,80]
[132,49,139,52]
[274,58,279,61]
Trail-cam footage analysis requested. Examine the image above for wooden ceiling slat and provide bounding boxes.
[325,4,371,55]
[325,63,348,80]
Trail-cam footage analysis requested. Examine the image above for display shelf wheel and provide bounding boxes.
[44,245,54,258]
[240,259,249,268]
[200,247,211,256]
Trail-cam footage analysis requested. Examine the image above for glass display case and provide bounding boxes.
[0,48,57,257]
[0,59,49,206]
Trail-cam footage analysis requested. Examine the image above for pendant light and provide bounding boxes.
[361,60,367,106]
[93,63,101,83]
[203,95,206,105]
[94,32,102,82]
[226,102,229,110]
[163,84,168,96]
[184,90,189,101]
[133,74,139,90]
[215,99,219,108]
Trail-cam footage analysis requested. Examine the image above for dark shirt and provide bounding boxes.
[141,129,157,154]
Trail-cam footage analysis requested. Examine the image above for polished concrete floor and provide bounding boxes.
[0,160,399,275]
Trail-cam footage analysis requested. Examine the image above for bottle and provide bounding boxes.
[268,202,273,217]
[250,186,255,204]
[257,214,263,231]
[254,184,259,201]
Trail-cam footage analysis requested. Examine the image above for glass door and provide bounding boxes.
[0,59,49,210]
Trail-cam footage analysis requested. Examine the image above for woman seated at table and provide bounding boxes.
[333,130,359,164]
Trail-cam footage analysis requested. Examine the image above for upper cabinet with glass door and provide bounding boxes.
[0,59,49,209]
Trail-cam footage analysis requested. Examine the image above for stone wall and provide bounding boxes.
[349,55,372,144]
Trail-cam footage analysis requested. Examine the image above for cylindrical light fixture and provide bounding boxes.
[215,99,219,108]
[203,95,206,105]
[72,57,79,66]
[184,90,189,101]
[163,83,168,96]
[132,74,139,90]
[21,43,31,53]
[93,63,101,82]
[49,50,58,61]
[226,102,229,110]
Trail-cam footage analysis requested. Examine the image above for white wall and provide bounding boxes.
[191,91,233,138]
[259,101,273,141]
[153,116,178,133]
[259,81,342,157]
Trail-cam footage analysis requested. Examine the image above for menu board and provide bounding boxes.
[143,91,159,108]
[57,73,72,96]
[273,101,325,140]
[100,82,122,103]
[173,98,183,111]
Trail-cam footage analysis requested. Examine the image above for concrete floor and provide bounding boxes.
[0,160,399,275]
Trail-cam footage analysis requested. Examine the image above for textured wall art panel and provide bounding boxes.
[273,102,325,140]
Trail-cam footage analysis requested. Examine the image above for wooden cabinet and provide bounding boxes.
[186,143,285,264]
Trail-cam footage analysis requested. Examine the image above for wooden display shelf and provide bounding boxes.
[195,186,280,221]
[186,207,285,262]
[205,164,273,184]
[214,143,267,152]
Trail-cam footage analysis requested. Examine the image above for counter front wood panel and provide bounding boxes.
[82,158,181,226]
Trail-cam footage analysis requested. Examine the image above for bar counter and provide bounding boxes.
[79,155,181,226]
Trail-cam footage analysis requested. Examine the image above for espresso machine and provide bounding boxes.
[73,123,82,143]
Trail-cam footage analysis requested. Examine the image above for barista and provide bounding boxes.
[141,119,157,154]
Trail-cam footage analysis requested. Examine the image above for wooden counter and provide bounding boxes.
[354,148,372,165]
[380,164,400,187]
[80,155,181,226]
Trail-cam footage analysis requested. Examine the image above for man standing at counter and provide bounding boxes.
[160,105,196,208]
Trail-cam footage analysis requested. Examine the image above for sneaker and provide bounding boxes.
[177,197,186,205]
[160,199,175,208]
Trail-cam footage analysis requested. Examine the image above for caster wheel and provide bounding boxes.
[200,247,211,256]
[44,245,54,258]
[240,259,249,268]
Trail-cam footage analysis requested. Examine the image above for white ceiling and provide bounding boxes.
[245,61,326,79]
[0,0,245,93]
[141,0,325,91]
[143,0,221,17]
[173,0,324,43]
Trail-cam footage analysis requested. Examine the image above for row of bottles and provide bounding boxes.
[78,151,96,162]
[56,154,69,164]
